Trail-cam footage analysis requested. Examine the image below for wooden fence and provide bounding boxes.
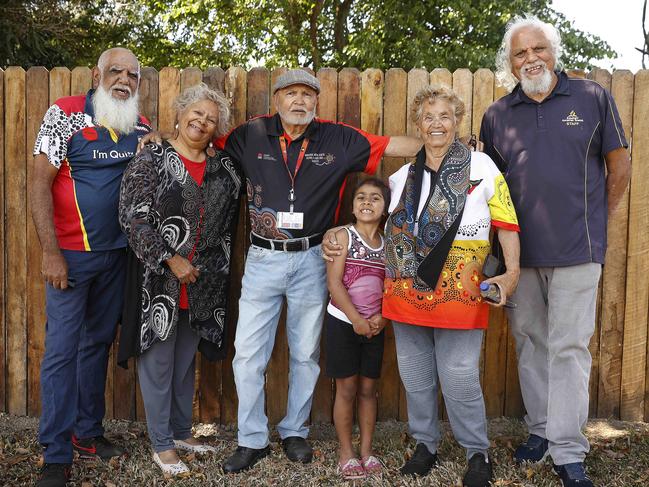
[1,66,648,425]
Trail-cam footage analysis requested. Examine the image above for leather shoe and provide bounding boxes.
[281,436,313,463]
[222,445,270,473]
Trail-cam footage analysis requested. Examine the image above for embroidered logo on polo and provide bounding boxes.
[305,152,335,166]
[256,152,277,161]
[562,110,584,126]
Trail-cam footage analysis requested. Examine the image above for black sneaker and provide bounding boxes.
[554,462,594,487]
[463,453,493,487]
[36,463,71,487]
[72,435,125,461]
[514,434,549,463]
[399,443,438,476]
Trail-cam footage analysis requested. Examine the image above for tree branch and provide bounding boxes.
[309,0,325,70]
[333,0,353,59]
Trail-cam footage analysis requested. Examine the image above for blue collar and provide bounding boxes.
[84,89,97,119]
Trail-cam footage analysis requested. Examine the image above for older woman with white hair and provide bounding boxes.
[382,85,521,487]
[118,83,242,476]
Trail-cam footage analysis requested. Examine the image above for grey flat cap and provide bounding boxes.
[273,69,320,94]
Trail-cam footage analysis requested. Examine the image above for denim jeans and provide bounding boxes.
[233,244,328,449]
[508,263,601,465]
[39,249,126,463]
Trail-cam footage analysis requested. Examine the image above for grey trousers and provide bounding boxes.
[508,263,601,465]
[137,310,201,453]
[393,322,489,459]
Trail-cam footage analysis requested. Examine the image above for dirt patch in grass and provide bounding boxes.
[0,413,647,486]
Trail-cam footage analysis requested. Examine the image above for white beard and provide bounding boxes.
[92,85,140,134]
[519,62,553,96]
[278,107,316,127]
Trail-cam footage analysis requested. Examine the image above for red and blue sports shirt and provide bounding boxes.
[33,89,151,251]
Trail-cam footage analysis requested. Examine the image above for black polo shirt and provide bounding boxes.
[221,114,389,239]
[480,71,628,267]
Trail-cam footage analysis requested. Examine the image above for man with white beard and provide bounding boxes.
[480,16,631,487]
[31,47,150,487]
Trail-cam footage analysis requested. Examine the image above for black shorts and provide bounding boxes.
[324,312,385,379]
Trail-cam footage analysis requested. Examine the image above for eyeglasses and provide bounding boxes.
[422,114,454,124]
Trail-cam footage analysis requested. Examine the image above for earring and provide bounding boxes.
[206,141,216,157]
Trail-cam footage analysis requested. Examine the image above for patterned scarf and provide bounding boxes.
[385,139,471,289]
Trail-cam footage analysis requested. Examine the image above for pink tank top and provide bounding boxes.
[328,226,385,323]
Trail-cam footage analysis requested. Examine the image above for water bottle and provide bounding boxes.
[479,282,516,308]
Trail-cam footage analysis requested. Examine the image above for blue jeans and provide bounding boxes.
[39,249,126,463]
[233,244,328,449]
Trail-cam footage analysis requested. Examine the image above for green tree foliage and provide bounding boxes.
[2,0,616,71]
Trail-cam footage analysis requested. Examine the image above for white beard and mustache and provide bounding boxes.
[92,84,140,134]
[519,61,554,96]
[277,106,316,127]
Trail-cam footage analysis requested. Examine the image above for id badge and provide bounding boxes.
[277,211,304,229]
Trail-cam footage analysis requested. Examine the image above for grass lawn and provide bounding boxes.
[1,413,647,486]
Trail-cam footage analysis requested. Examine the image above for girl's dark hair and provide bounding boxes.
[350,176,391,224]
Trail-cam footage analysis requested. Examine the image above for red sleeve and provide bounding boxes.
[337,122,389,174]
[491,220,520,232]
[363,132,390,175]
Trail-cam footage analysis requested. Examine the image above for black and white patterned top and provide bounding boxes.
[118,142,242,355]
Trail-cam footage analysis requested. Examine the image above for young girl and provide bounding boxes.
[325,177,390,480]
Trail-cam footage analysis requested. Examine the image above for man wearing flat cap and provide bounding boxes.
[219,69,422,472]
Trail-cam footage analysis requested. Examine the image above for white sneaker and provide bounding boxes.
[173,439,217,453]
[153,452,190,477]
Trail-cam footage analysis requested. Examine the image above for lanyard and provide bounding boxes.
[279,136,309,212]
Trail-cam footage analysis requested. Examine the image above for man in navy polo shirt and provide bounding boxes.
[220,70,423,473]
[480,16,631,487]
[31,47,150,487]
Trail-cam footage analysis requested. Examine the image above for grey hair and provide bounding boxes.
[173,82,231,138]
[97,47,140,75]
[495,14,564,91]
[410,84,465,124]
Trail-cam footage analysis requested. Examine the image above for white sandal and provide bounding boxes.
[173,439,217,453]
[153,452,190,477]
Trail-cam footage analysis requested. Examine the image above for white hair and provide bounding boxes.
[495,14,564,91]
[173,82,231,138]
[97,47,140,77]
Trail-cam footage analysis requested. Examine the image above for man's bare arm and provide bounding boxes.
[605,147,632,216]
[31,154,68,289]
[384,136,423,158]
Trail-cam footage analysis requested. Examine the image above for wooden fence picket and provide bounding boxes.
[596,69,632,418]
[25,67,49,417]
[5,67,27,415]
[0,68,5,412]
[622,70,649,421]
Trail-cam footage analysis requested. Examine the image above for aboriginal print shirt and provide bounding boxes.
[33,89,151,251]
[220,114,389,239]
[382,152,519,329]
[118,142,242,354]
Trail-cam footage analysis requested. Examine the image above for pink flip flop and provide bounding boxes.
[338,457,366,480]
[361,455,383,475]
